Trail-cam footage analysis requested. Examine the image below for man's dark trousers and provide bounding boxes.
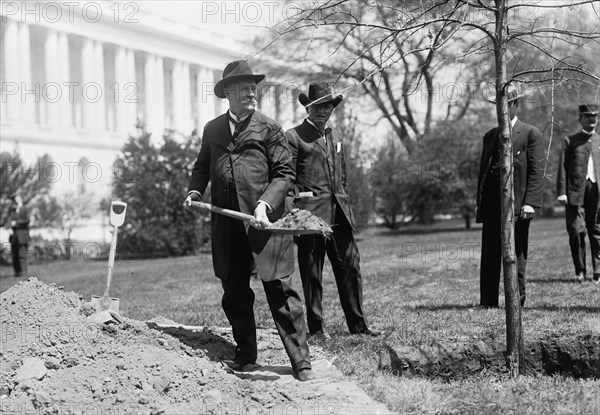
[479,178,530,307]
[565,179,600,276]
[296,204,367,334]
[220,211,310,372]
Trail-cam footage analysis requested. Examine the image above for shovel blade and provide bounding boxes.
[90,295,120,313]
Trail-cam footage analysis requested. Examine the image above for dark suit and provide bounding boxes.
[286,120,369,334]
[476,119,543,307]
[556,130,600,276]
[189,111,310,371]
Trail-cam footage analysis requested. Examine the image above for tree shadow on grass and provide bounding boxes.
[528,278,581,283]
[527,305,600,312]
[146,322,235,363]
[372,226,481,237]
[410,304,479,311]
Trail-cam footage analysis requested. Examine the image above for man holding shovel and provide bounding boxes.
[183,60,314,381]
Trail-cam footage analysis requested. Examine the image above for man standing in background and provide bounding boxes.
[556,104,600,284]
[286,82,380,339]
[474,85,544,309]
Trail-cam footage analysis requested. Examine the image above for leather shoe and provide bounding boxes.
[294,368,316,382]
[594,274,600,285]
[223,360,258,372]
[352,328,383,337]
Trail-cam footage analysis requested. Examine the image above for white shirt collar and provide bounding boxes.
[582,129,595,135]
[228,111,251,123]
[511,116,518,128]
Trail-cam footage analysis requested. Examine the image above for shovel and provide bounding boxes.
[188,201,333,235]
[90,201,127,320]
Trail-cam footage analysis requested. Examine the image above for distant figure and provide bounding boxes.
[286,82,381,339]
[8,194,31,278]
[556,104,600,284]
[183,60,314,381]
[473,85,544,309]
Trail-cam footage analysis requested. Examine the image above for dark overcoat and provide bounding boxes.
[476,119,544,223]
[556,131,600,206]
[285,120,356,230]
[189,111,295,281]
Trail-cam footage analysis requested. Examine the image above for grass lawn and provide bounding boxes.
[1,217,598,414]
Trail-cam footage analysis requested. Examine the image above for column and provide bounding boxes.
[125,49,137,131]
[94,41,106,130]
[196,67,215,129]
[171,60,183,132]
[44,29,59,126]
[155,57,165,138]
[114,47,127,133]
[144,54,156,134]
[181,62,191,135]
[18,22,35,123]
[3,19,20,121]
[81,38,95,130]
[57,32,72,127]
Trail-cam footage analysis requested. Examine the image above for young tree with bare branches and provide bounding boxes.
[260,0,600,376]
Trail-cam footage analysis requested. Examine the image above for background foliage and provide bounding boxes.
[111,129,207,258]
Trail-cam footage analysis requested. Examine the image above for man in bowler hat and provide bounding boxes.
[474,85,544,309]
[556,103,600,284]
[285,82,381,338]
[184,60,315,381]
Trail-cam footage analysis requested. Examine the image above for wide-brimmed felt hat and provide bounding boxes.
[487,84,526,104]
[299,82,343,107]
[579,104,599,115]
[214,60,265,99]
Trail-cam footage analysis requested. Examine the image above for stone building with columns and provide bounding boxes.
[1,2,243,201]
[1,2,306,240]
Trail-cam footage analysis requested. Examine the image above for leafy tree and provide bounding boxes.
[0,151,53,228]
[370,135,407,229]
[403,119,483,225]
[111,128,205,258]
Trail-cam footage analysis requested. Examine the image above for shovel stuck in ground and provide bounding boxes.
[90,201,127,323]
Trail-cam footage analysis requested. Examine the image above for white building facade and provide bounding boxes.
[1,1,241,199]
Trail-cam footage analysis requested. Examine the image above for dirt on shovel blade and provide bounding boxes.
[269,208,333,236]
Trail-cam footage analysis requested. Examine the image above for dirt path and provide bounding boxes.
[1,278,391,415]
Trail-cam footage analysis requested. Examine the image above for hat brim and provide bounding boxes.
[299,93,343,108]
[214,74,265,99]
[581,111,599,116]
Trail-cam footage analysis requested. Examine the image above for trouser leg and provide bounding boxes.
[584,181,600,274]
[296,235,326,333]
[220,220,257,364]
[262,275,311,372]
[326,207,367,332]
[566,204,587,275]
[515,219,531,306]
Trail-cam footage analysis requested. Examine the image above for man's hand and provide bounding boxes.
[557,194,567,205]
[520,204,535,220]
[251,201,271,229]
[183,192,201,211]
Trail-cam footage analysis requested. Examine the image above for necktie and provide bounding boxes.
[228,115,245,140]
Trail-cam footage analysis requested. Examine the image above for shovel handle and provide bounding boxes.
[104,225,118,297]
[189,201,255,222]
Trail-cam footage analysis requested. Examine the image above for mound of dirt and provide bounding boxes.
[0,278,391,415]
[269,209,333,236]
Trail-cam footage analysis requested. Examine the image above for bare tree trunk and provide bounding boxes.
[494,0,524,377]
